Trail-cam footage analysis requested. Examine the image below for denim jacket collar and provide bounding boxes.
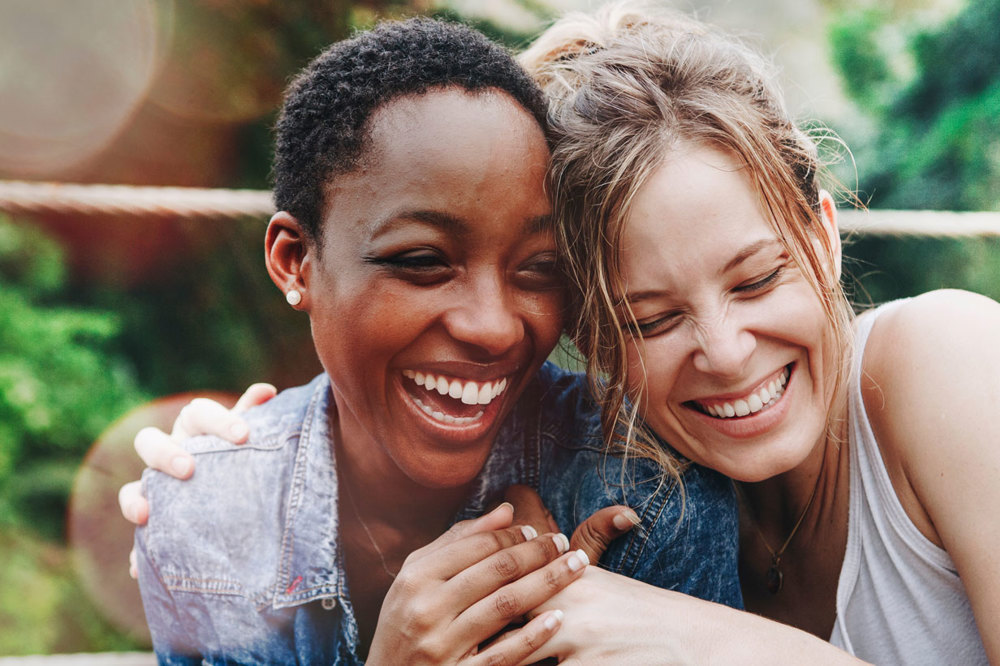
[273,373,343,609]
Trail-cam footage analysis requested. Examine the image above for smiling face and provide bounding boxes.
[620,143,839,482]
[295,88,563,489]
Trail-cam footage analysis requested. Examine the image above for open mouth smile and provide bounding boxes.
[401,370,509,426]
[687,364,791,419]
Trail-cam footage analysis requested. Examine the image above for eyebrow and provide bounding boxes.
[369,210,552,238]
[368,210,467,238]
[723,238,783,273]
[624,238,784,304]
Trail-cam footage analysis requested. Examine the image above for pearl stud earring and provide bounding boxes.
[285,289,302,307]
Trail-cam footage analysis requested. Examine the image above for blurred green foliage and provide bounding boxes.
[0,215,146,536]
[0,528,138,653]
[829,0,1000,305]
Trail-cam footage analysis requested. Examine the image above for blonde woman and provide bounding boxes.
[509,3,997,663]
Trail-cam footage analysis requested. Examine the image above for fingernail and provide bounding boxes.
[613,509,641,530]
[495,501,514,514]
[567,549,589,572]
[520,524,538,540]
[228,422,248,440]
[544,609,564,630]
[171,456,193,477]
[552,532,570,553]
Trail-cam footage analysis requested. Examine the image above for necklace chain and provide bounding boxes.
[738,474,821,595]
[343,481,398,579]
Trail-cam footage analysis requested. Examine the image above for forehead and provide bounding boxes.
[322,88,551,240]
[622,144,781,277]
[632,144,773,237]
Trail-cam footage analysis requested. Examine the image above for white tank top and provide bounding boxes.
[829,300,987,664]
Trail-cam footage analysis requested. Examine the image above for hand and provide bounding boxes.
[367,502,590,665]
[524,567,866,665]
[119,383,276,577]
[503,484,640,564]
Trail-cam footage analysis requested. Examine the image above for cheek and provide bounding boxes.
[523,290,567,351]
[624,336,682,408]
[309,284,430,377]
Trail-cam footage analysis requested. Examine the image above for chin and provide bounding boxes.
[401,446,494,490]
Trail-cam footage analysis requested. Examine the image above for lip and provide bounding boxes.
[682,363,796,439]
[393,365,521,445]
[406,360,524,383]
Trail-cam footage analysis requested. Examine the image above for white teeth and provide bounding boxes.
[461,382,479,405]
[699,367,791,420]
[412,396,485,425]
[403,371,511,412]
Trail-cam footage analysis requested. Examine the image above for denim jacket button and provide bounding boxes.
[321,597,337,610]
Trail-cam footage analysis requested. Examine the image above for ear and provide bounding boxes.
[816,190,842,283]
[265,211,314,310]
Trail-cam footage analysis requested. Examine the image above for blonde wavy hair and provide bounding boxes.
[519,2,854,486]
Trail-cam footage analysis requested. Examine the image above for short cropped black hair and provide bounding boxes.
[273,17,549,242]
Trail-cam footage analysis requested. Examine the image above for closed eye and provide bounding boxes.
[734,267,782,294]
[364,250,452,284]
[629,311,683,338]
[515,252,561,291]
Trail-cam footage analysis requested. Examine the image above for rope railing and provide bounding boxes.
[1,180,999,236]
[0,181,273,221]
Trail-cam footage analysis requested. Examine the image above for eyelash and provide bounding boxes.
[364,251,450,283]
[735,267,783,293]
[365,251,561,290]
[367,253,443,269]
[629,267,785,338]
[631,312,681,338]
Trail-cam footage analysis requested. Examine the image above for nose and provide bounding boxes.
[442,274,526,356]
[691,313,756,378]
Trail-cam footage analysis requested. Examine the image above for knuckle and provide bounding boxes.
[485,652,514,666]
[533,534,558,559]
[487,530,507,550]
[492,590,521,618]
[176,403,196,423]
[418,639,446,662]
[542,565,562,591]
[392,570,421,597]
[520,628,543,653]
[491,551,520,580]
[578,524,608,552]
[188,397,217,412]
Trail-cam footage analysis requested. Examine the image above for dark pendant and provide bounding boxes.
[766,562,783,594]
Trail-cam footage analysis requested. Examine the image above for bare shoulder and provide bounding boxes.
[862,289,1000,402]
[861,289,1000,544]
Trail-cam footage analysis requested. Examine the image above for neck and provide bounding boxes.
[331,403,471,548]
[738,396,850,540]
[330,401,476,657]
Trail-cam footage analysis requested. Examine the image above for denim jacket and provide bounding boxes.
[136,362,741,665]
